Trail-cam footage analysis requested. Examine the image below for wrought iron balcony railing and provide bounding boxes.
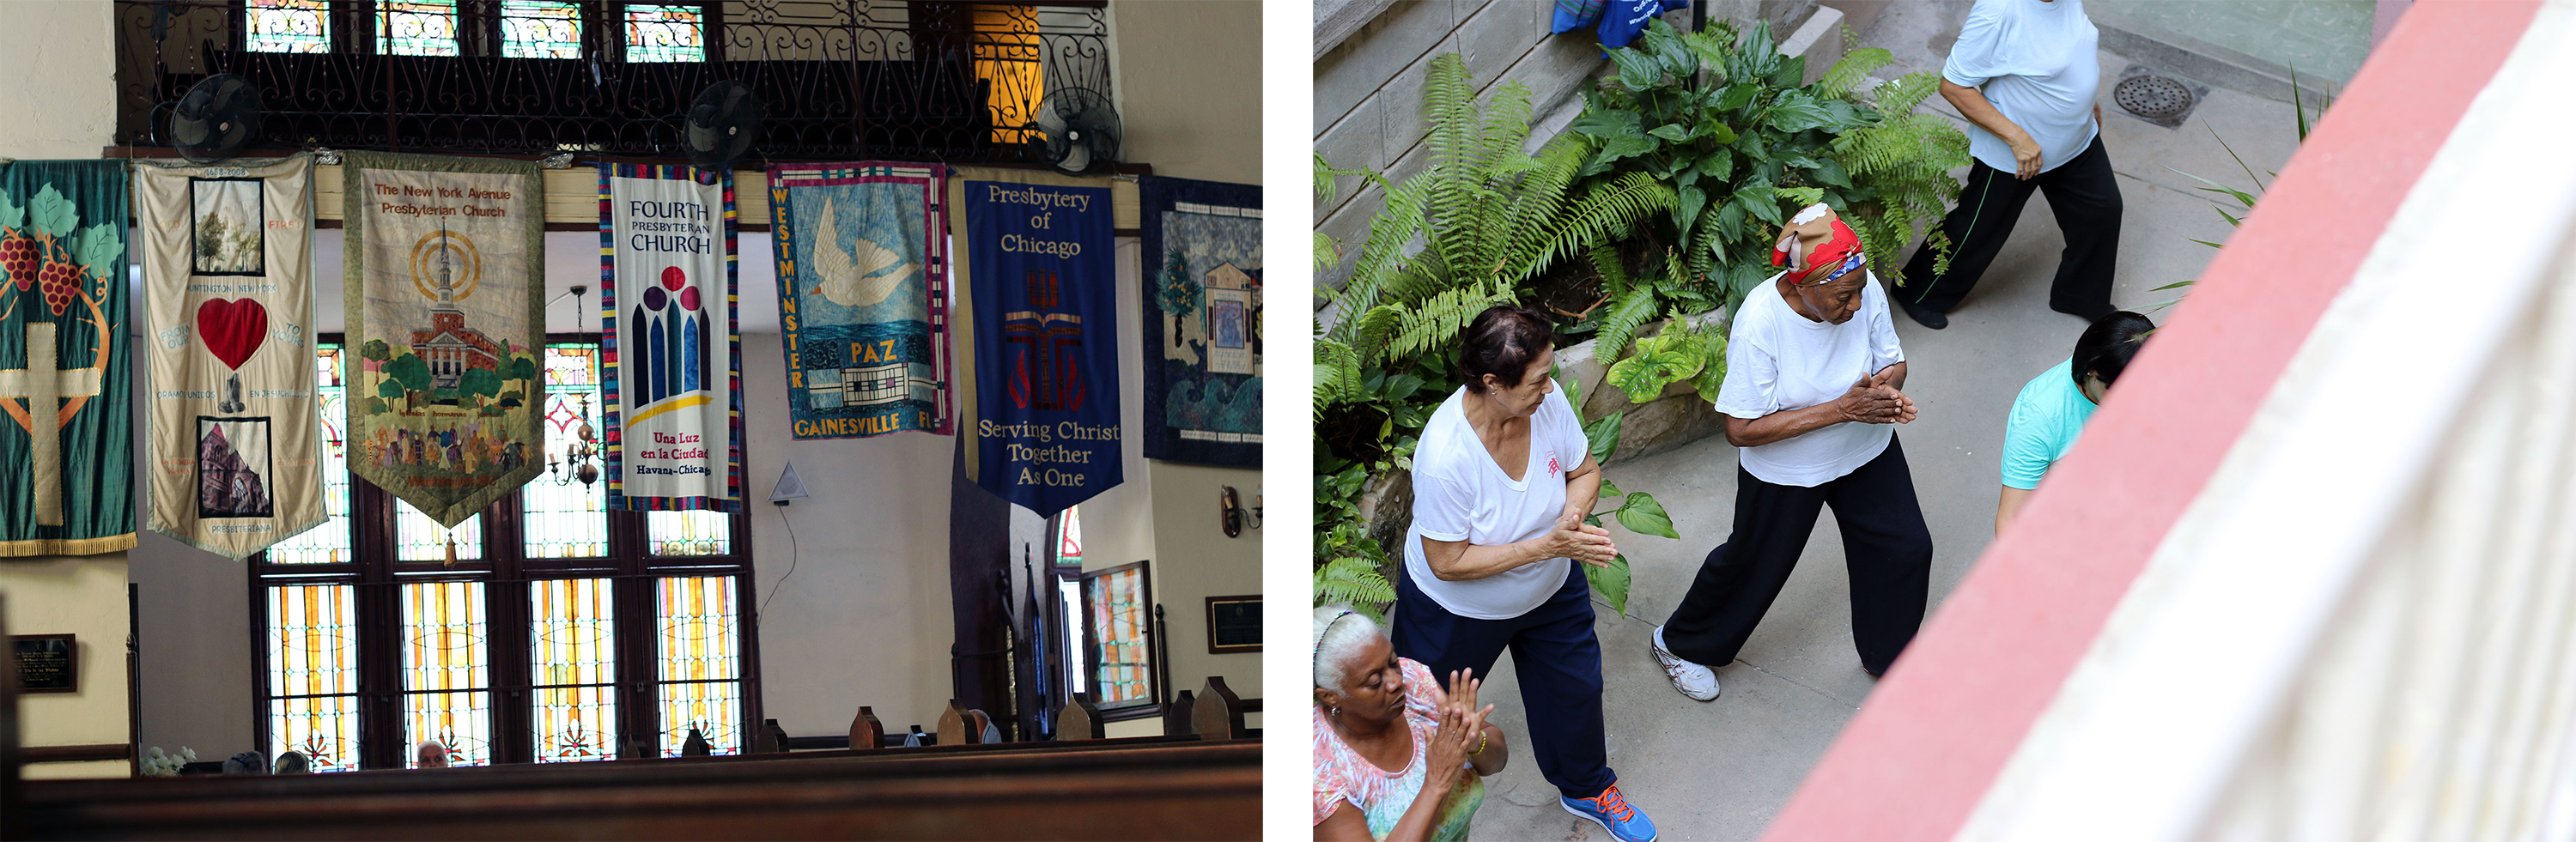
[112,1,1109,163]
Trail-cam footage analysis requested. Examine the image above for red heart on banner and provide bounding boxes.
[197,298,269,371]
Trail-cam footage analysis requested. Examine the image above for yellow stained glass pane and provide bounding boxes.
[267,585,357,699]
[646,510,731,556]
[270,696,360,773]
[657,680,740,757]
[971,4,1042,143]
[535,686,618,763]
[401,580,488,693]
[501,0,583,59]
[656,576,739,683]
[404,690,492,768]
[378,0,460,56]
[246,0,331,54]
[268,348,350,564]
[397,500,483,562]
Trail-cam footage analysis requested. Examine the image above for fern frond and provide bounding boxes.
[1314,336,1366,412]
[1328,177,1431,339]
[1868,70,1941,116]
[1595,285,1661,363]
[1381,282,1516,364]
[1815,46,1893,100]
[1509,172,1674,286]
[1315,554,1396,616]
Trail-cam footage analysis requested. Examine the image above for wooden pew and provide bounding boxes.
[11,738,1259,840]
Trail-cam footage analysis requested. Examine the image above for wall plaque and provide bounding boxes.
[1205,595,1260,655]
[13,633,76,693]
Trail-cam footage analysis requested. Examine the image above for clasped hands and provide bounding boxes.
[1542,512,1618,568]
[1836,367,1917,425]
[1423,668,1492,780]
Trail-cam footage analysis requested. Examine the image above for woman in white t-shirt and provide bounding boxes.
[1651,206,1936,700]
[1390,306,1661,842]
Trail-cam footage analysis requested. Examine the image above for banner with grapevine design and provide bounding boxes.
[0,161,133,556]
[137,154,327,560]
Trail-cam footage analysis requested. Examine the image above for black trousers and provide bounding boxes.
[1899,134,2123,319]
[1661,434,1934,675]
[1392,560,1614,800]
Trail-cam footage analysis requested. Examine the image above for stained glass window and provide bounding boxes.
[397,500,483,563]
[532,578,617,763]
[657,576,741,755]
[266,585,360,772]
[526,345,609,558]
[267,347,351,565]
[377,0,460,57]
[623,4,704,63]
[501,1,584,59]
[647,510,731,556]
[1055,506,1082,566]
[401,581,491,767]
[246,0,331,54]
[972,4,1043,143]
[1086,565,1151,705]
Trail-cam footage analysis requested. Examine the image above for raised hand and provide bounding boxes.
[1836,376,1911,425]
[1540,522,1619,566]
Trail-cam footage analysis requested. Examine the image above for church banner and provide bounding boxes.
[601,164,743,512]
[963,178,1118,517]
[1139,177,1262,469]
[768,162,951,439]
[341,152,546,529]
[137,154,325,558]
[0,161,133,556]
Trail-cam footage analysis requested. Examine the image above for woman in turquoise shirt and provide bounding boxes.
[1996,311,2154,533]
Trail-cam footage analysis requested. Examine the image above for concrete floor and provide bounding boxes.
[1454,3,2317,839]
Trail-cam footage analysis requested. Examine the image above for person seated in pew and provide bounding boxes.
[416,741,451,769]
[1313,604,1507,842]
[1995,310,2155,535]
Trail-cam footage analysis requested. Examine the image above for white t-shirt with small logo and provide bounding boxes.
[1404,386,1592,621]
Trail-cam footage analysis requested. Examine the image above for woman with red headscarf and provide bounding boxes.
[1649,205,1935,700]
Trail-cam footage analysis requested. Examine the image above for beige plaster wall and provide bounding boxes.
[0,0,130,780]
[1109,0,1263,186]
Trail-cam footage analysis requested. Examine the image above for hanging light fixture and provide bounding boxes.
[547,285,602,488]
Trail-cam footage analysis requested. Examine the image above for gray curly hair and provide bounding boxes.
[1312,603,1384,694]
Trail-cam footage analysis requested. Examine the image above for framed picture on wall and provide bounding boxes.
[1078,560,1159,720]
[1205,595,1260,654]
[12,633,77,694]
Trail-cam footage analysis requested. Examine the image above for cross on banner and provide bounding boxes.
[0,324,105,526]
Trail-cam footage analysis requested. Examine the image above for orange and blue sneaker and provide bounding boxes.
[1561,782,1657,842]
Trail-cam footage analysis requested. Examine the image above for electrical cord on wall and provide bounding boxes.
[757,505,801,622]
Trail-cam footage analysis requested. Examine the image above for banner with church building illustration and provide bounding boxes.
[340,152,546,529]
[767,162,952,440]
[600,163,744,512]
[1138,177,1261,469]
[137,154,326,559]
[0,161,133,556]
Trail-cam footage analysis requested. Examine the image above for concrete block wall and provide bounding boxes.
[1313,0,1826,304]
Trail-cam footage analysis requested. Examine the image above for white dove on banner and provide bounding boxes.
[810,196,917,308]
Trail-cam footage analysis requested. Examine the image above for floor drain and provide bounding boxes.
[2111,65,2210,129]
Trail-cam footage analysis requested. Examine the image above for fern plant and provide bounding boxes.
[1564,17,1965,400]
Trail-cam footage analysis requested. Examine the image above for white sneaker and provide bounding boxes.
[1651,626,1719,701]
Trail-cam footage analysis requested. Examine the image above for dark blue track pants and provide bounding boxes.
[1392,560,1614,800]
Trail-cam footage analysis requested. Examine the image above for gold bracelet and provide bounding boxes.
[1468,732,1487,756]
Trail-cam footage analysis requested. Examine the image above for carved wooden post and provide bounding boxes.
[936,700,969,747]
[1058,694,1103,741]
[1193,676,1246,741]
[848,706,884,750]
[1163,689,1197,737]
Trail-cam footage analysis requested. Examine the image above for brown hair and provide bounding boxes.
[1459,306,1554,394]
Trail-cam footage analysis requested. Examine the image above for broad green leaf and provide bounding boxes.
[1741,23,1778,72]
[1583,410,1624,463]
[1737,182,1785,226]
[1614,491,1681,539]
[1675,167,1700,191]
[1766,94,1832,132]
[1596,134,1661,164]
[28,185,76,239]
[1383,373,1426,403]
[1611,47,1665,90]
[1674,185,1707,242]
[1599,476,1625,498]
[1701,120,1739,145]
[1607,348,1700,403]
[0,191,21,230]
[1768,54,1806,88]
[1648,123,1693,143]
[1587,554,1632,617]
[1810,157,1851,188]
[1697,152,1734,181]
[1712,198,1746,244]
[1569,108,1644,139]
[1714,82,1759,112]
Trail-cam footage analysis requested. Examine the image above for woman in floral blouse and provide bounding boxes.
[1313,604,1508,841]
